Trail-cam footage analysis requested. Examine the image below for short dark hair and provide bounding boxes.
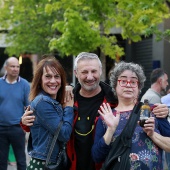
[150,68,166,84]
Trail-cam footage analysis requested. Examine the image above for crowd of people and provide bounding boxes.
[1,52,170,170]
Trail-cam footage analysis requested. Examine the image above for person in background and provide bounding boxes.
[141,68,168,104]
[0,57,30,170]
[92,61,170,170]
[161,88,170,170]
[26,56,74,169]
[161,88,170,121]
[21,53,169,170]
[0,62,17,167]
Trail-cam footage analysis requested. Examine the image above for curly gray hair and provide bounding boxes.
[110,61,146,96]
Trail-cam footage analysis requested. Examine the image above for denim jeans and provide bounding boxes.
[166,152,170,170]
[0,125,26,170]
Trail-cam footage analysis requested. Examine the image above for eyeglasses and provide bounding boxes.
[117,79,139,88]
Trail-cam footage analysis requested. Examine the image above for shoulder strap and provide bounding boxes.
[45,121,63,166]
[121,102,143,141]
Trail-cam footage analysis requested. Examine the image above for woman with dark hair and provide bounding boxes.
[27,55,74,170]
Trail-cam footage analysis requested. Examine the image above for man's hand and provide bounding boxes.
[152,103,169,118]
[64,85,74,103]
[22,106,35,126]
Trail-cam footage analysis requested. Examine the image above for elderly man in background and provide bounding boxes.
[0,57,30,170]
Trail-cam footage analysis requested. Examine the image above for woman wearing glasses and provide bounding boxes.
[92,61,169,170]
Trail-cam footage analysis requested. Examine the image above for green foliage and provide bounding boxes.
[114,0,170,41]
[47,0,170,58]
[0,0,170,58]
[49,9,102,56]
[0,0,54,56]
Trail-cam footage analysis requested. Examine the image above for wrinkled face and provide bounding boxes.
[160,73,169,92]
[5,59,20,78]
[116,70,139,101]
[41,66,61,99]
[75,59,102,92]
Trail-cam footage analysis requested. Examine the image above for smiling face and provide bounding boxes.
[75,58,102,92]
[41,66,61,99]
[116,70,139,101]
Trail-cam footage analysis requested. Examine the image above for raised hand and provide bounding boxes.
[98,103,120,131]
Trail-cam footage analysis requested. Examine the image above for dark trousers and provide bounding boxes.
[0,125,26,170]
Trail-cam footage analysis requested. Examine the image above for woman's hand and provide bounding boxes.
[98,103,120,131]
[99,103,120,145]
[22,106,35,126]
[142,117,155,137]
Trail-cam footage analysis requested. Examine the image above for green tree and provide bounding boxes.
[46,0,170,79]
[0,0,170,79]
[0,0,55,56]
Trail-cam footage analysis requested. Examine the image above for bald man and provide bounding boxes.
[0,57,30,170]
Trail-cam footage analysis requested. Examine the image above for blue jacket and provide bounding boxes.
[28,91,74,163]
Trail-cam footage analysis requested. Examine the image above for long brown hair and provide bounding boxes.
[29,55,66,104]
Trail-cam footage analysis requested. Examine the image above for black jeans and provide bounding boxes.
[0,125,26,170]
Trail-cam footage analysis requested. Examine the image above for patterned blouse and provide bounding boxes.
[92,109,163,170]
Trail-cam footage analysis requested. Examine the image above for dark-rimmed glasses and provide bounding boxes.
[117,79,139,88]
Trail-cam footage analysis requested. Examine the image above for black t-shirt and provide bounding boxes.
[74,90,104,170]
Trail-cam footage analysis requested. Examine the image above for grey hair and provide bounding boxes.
[4,59,9,66]
[74,52,102,70]
[5,57,18,66]
[110,61,146,95]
